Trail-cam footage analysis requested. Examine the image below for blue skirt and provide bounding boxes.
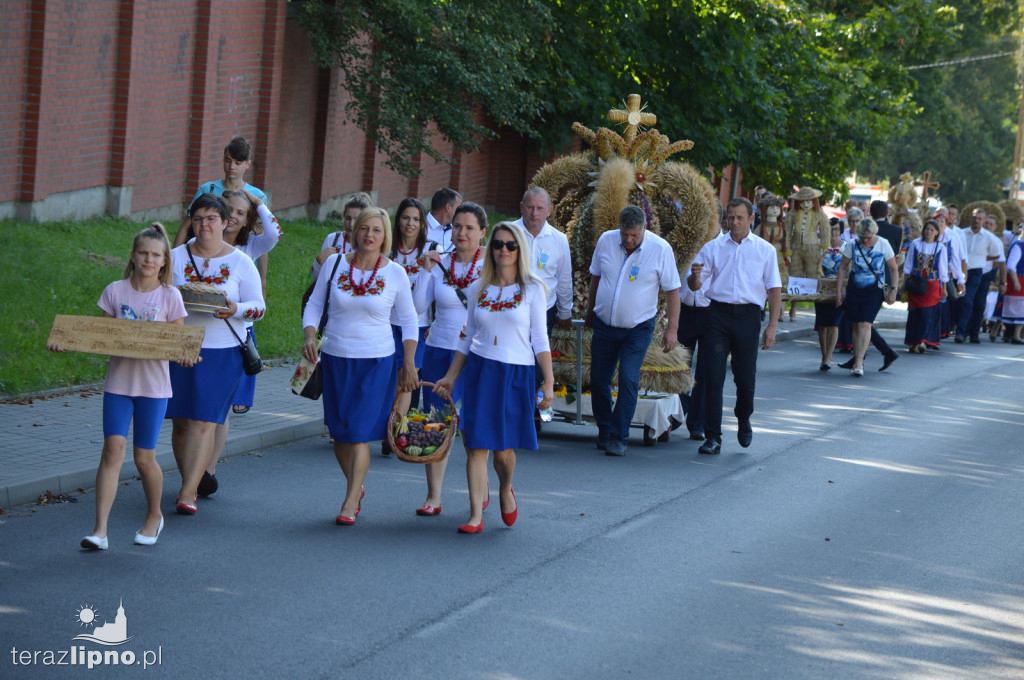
[232,327,257,407]
[166,347,242,424]
[420,345,463,413]
[461,352,537,451]
[391,325,427,368]
[813,301,844,328]
[845,284,884,323]
[321,353,397,443]
[905,304,942,346]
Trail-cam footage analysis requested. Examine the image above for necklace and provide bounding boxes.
[448,249,481,289]
[344,255,384,296]
[397,245,418,256]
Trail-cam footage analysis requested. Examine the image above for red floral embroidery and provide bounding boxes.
[477,289,523,312]
[337,272,387,296]
[242,308,265,321]
[184,263,231,285]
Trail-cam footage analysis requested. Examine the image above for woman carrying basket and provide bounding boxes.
[433,222,554,534]
[301,208,419,526]
[411,202,488,516]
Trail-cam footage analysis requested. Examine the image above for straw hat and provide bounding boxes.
[789,186,822,201]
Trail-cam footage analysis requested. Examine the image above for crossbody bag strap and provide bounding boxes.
[187,243,246,347]
[319,252,345,336]
[854,240,887,290]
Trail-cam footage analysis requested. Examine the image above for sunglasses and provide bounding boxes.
[491,239,519,252]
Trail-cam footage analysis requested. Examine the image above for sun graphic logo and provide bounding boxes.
[72,599,133,646]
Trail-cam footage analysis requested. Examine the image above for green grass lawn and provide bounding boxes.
[0,216,341,396]
[0,212,519,397]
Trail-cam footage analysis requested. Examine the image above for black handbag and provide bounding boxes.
[185,244,262,375]
[904,242,937,296]
[293,253,345,400]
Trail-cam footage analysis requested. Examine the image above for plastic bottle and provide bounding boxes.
[537,390,553,423]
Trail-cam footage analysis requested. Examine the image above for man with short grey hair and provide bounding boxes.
[586,206,680,456]
[513,187,573,332]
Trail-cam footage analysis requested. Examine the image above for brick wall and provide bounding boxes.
[1,1,634,224]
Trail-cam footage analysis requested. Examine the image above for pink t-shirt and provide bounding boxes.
[97,280,188,398]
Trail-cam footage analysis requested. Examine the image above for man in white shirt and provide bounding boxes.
[585,206,680,457]
[425,187,462,253]
[677,265,709,440]
[688,197,781,455]
[513,187,573,334]
[956,208,1005,343]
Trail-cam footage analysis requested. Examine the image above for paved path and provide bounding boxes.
[0,306,908,508]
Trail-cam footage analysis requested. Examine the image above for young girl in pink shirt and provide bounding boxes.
[49,224,192,550]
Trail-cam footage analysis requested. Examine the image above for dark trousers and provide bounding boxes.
[869,326,894,359]
[957,268,995,339]
[677,304,707,435]
[700,301,761,440]
[590,316,656,445]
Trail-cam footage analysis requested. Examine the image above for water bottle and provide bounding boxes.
[537,390,553,423]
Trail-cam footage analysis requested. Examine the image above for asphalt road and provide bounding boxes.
[2,329,1023,679]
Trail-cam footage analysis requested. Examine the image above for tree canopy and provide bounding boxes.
[300,0,1022,201]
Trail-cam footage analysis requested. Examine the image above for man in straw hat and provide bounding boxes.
[688,197,781,455]
[783,186,831,280]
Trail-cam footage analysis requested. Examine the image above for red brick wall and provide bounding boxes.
[2,1,618,221]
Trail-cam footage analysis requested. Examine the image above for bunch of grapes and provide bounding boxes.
[404,425,446,449]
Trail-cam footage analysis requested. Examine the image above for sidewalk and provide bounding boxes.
[0,305,908,509]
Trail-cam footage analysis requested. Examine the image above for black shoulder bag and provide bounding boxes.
[294,253,345,400]
[185,244,262,375]
[904,242,934,296]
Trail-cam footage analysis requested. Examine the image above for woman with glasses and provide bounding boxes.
[409,202,488,516]
[432,222,553,534]
[167,193,266,515]
[836,218,899,376]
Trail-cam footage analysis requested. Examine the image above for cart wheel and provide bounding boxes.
[658,429,670,443]
[643,426,656,447]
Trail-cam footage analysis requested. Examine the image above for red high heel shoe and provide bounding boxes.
[175,494,197,516]
[457,522,484,534]
[501,488,517,527]
[335,514,355,526]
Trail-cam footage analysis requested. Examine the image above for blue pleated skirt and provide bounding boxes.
[166,347,242,424]
[461,352,537,451]
[321,352,397,443]
[420,345,463,413]
[391,325,427,368]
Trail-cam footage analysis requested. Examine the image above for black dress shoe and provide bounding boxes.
[197,472,218,498]
[954,335,965,344]
[879,353,899,372]
[698,437,721,455]
[969,336,981,344]
[737,420,752,448]
[688,430,705,441]
[596,437,608,451]
[837,358,854,370]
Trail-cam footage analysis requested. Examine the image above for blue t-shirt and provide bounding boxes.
[841,238,894,289]
[190,180,267,213]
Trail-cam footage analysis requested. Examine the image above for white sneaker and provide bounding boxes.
[133,517,164,546]
[851,368,864,377]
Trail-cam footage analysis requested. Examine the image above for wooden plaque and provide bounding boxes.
[47,315,204,362]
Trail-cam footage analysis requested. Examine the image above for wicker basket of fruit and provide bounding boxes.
[387,381,459,464]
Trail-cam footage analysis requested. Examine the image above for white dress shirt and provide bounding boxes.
[425,213,454,253]
[960,227,1004,272]
[693,231,782,306]
[513,218,573,319]
[589,229,681,327]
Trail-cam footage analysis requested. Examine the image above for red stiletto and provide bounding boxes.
[501,488,518,527]
[457,522,484,534]
[335,514,355,526]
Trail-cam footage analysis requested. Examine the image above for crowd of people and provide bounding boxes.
[53,136,1024,549]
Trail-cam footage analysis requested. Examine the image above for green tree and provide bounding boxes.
[299,0,551,177]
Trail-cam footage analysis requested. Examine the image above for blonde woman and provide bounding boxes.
[433,222,553,534]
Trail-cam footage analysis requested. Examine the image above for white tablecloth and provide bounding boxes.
[552,393,682,437]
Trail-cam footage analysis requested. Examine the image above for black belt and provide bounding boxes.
[709,299,760,312]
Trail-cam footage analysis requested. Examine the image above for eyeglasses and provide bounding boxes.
[191,216,221,226]
[491,239,519,252]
